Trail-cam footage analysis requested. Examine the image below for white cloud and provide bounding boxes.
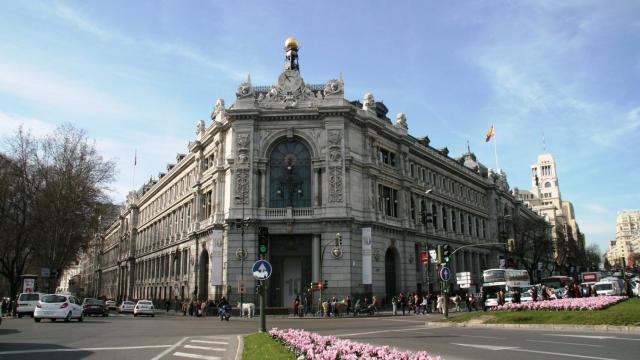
[0,62,135,117]
[0,111,56,138]
[591,107,640,147]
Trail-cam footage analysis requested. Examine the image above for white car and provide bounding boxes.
[119,301,135,313]
[133,300,154,317]
[34,294,84,322]
[16,292,45,318]
[593,281,622,296]
[105,300,117,310]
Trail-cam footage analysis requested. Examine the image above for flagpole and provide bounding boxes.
[132,149,137,191]
[493,130,500,171]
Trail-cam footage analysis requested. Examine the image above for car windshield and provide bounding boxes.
[139,301,152,305]
[123,301,134,305]
[42,295,67,303]
[19,294,40,301]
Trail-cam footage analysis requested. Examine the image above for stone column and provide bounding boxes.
[260,170,267,207]
[312,234,321,282]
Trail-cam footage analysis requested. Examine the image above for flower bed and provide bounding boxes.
[269,328,443,360]
[496,296,626,311]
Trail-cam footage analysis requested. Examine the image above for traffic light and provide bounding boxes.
[310,282,317,291]
[443,245,451,263]
[420,251,429,266]
[323,280,328,289]
[258,227,269,255]
[437,245,443,264]
[335,233,342,247]
[507,238,515,252]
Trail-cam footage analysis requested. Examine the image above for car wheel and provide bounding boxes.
[64,312,71,322]
[78,314,83,322]
[51,318,56,322]
[134,313,137,317]
[18,314,23,318]
[34,318,41,323]
[104,313,108,317]
[151,314,154,317]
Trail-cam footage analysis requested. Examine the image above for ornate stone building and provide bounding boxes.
[92,38,543,306]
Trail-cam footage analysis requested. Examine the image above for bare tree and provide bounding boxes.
[0,129,39,300]
[509,216,554,284]
[0,125,115,297]
[31,124,115,286]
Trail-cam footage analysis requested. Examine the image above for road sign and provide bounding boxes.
[252,260,272,281]
[238,280,246,294]
[439,267,451,281]
[456,272,471,281]
[41,268,50,278]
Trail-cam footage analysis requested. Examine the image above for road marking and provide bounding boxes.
[510,348,620,360]
[190,340,229,345]
[173,352,220,360]
[0,345,171,356]
[336,325,427,337]
[183,345,226,351]
[453,343,620,360]
[528,339,604,347]
[151,337,190,360]
[235,335,243,360]
[452,343,516,351]
[546,334,640,341]
[458,334,506,340]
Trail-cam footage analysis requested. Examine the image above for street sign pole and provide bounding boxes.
[259,282,266,332]
[443,280,449,320]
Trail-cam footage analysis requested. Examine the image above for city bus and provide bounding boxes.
[481,268,530,309]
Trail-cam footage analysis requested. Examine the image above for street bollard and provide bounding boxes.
[259,282,266,333]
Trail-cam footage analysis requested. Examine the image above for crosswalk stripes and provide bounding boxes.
[171,336,235,360]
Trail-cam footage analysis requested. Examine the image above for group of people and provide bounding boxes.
[177,297,229,317]
[390,292,478,314]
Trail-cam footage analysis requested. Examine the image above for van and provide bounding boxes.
[593,281,621,296]
[16,292,45,317]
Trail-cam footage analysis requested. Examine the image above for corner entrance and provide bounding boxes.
[267,234,312,307]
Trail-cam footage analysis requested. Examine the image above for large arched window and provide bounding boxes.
[269,139,312,208]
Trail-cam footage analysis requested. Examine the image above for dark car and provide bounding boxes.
[82,298,108,317]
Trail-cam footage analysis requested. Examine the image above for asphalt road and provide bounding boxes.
[1,312,638,360]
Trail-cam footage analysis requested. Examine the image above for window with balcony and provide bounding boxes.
[269,139,312,208]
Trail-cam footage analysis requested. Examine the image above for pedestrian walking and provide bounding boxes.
[391,295,398,315]
[454,294,461,312]
[166,300,171,312]
[181,300,188,316]
[345,295,352,315]
[293,295,300,317]
[188,300,194,316]
[399,292,406,315]
[436,294,443,314]
[531,286,538,302]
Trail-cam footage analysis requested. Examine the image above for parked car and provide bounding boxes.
[16,292,45,318]
[105,300,117,310]
[34,294,84,322]
[133,300,154,317]
[593,281,622,296]
[119,301,135,314]
[82,298,108,317]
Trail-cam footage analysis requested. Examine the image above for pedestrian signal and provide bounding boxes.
[420,251,429,265]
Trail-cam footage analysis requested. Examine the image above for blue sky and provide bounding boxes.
[1,1,639,253]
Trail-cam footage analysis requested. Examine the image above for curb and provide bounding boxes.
[425,321,640,333]
[234,334,244,360]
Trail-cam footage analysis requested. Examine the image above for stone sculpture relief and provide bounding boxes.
[328,166,343,203]
[235,168,249,205]
[396,112,408,129]
[363,92,375,107]
[211,99,226,121]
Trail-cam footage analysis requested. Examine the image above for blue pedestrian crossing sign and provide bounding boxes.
[252,260,272,281]
[439,266,451,281]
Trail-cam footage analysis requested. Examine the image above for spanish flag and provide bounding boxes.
[485,125,495,142]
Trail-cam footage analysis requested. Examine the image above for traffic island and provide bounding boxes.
[243,332,296,360]
[437,298,640,327]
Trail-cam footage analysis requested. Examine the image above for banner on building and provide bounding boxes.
[211,230,224,286]
[362,227,372,285]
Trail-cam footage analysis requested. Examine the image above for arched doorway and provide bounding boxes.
[385,248,398,301]
[198,249,209,301]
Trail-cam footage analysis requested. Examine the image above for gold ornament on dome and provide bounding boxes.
[284,37,299,50]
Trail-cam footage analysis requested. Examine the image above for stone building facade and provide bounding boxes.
[605,210,640,267]
[90,38,543,307]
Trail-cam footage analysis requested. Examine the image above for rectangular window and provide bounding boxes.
[442,206,448,231]
[432,204,438,230]
[378,147,397,167]
[378,185,399,217]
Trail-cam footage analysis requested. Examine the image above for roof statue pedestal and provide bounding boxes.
[362,92,376,113]
[211,99,227,124]
[395,112,408,135]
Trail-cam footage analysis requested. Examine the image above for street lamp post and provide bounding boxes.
[318,233,342,316]
[234,193,249,317]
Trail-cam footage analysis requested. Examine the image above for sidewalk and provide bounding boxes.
[425,321,640,333]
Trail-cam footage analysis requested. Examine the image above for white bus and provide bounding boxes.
[481,268,530,309]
